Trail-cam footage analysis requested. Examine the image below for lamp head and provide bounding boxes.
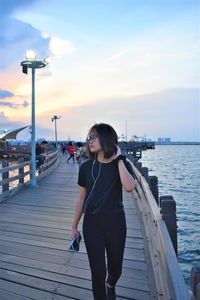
[25,50,36,61]
[44,56,51,65]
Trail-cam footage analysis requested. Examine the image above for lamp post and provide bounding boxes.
[125,120,128,142]
[51,115,61,148]
[21,51,49,187]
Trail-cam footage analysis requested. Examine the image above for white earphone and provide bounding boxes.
[84,160,102,212]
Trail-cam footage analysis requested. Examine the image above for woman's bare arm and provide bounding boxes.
[118,160,136,192]
[71,186,86,237]
[115,145,136,192]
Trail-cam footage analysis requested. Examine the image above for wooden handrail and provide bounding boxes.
[0,171,30,186]
[132,163,190,299]
[0,150,59,201]
[0,161,31,173]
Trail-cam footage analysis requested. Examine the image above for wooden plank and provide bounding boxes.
[0,279,76,300]
[0,258,150,292]
[0,269,93,299]
[0,289,32,300]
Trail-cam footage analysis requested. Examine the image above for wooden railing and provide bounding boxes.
[0,150,59,202]
[131,162,191,300]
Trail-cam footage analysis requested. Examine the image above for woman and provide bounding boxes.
[71,123,136,300]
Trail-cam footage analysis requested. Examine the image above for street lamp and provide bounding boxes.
[51,115,61,148]
[21,50,49,187]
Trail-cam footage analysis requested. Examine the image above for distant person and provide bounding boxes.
[71,123,136,300]
[76,146,82,163]
[36,141,48,171]
[35,143,45,170]
[67,142,75,163]
[61,143,66,154]
[76,142,84,166]
[76,145,89,168]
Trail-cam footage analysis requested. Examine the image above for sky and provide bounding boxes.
[0,0,199,142]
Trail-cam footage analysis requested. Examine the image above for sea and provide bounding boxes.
[140,144,200,288]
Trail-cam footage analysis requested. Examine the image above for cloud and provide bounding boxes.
[109,48,129,61]
[35,125,54,139]
[35,87,199,142]
[0,113,28,132]
[49,36,76,57]
[0,101,16,108]
[2,88,198,142]
[0,111,28,134]
[0,0,35,17]
[0,19,50,69]
[0,0,50,70]
[0,87,30,108]
[0,111,9,122]
[0,98,30,109]
[22,100,29,107]
[0,89,14,99]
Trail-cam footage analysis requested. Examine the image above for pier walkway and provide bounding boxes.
[0,156,155,300]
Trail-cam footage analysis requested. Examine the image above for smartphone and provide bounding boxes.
[69,232,82,251]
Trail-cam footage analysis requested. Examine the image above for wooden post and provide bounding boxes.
[149,175,159,205]
[197,283,200,300]
[136,148,142,159]
[191,267,200,300]
[135,161,142,173]
[132,157,138,165]
[160,195,178,256]
[18,158,24,185]
[133,146,136,159]
[30,162,32,181]
[141,167,149,183]
[2,160,9,192]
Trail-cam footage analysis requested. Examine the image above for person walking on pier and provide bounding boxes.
[67,141,75,163]
[71,123,136,300]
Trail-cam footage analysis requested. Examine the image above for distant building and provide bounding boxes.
[164,138,171,143]
[157,137,171,143]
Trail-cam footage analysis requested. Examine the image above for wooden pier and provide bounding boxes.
[0,155,190,299]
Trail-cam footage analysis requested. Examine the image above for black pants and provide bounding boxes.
[83,210,126,300]
[36,155,45,169]
[67,154,74,162]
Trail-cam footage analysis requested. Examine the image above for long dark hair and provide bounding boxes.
[86,123,118,159]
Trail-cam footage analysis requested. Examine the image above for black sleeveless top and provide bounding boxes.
[78,159,135,215]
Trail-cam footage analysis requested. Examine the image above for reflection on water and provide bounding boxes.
[0,160,30,193]
[141,145,200,287]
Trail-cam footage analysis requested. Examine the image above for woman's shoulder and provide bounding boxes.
[80,159,93,169]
